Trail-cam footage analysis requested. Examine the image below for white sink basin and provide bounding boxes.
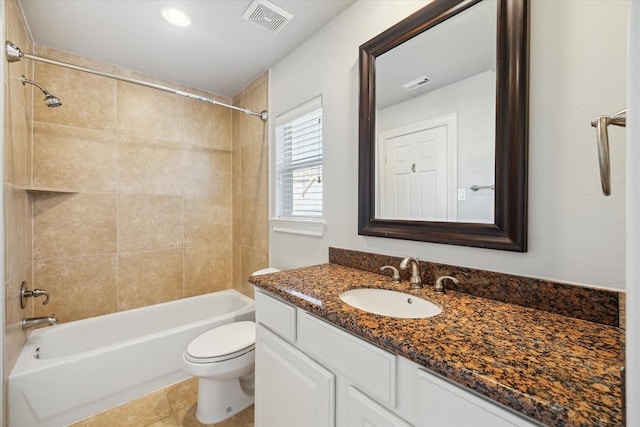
[339,288,441,319]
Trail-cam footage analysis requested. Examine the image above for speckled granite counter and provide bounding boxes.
[250,264,624,427]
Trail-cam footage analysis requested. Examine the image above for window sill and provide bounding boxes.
[270,218,326,237]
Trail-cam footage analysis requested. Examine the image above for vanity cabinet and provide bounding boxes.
[255,289,541,427]
[346,385,413,427]
[416,369,538,427]
[255,324,335,427]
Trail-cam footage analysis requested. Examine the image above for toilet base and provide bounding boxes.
[195,374,254,424]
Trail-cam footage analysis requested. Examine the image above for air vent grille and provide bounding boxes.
[242,0,293,34]
[402,76,432,91]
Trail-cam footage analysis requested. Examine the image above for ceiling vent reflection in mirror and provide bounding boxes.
[242,0,293,34]
[402,76,432,91]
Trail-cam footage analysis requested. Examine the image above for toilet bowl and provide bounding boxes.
[183,320,256,424]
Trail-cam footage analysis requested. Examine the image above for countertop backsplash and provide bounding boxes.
[329,247,621,327]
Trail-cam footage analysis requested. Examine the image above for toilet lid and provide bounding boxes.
[186,321,255,363]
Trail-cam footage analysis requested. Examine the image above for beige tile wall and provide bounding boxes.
[29,46,244,323]
[4,0,35,422]
[232,73,269,296]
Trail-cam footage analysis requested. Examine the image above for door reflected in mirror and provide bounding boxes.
[375,0,496,223]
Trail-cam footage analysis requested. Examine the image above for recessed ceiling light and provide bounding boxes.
[161,7,191,27]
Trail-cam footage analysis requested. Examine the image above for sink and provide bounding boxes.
[339,288,441,319]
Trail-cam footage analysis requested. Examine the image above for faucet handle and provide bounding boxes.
[20,282,50,308]
[380,265,401,283]
[32,289,50,305]
[434,275,459,294]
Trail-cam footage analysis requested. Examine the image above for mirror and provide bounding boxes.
[358,0,528,251]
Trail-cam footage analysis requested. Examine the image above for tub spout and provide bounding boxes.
[22,315,58,330]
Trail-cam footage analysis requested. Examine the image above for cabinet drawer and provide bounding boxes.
[298,311,397,407]
[255,290,297,342]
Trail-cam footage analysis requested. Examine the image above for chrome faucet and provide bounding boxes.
[20,282,51,308]
[22,315,58,330]
[399,257,422,289]
[434,275,459,294]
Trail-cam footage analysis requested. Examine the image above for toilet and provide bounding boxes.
[183,321,256,424]
[183,268,279,424]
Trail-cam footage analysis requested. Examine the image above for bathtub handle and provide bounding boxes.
[20,282,50,308]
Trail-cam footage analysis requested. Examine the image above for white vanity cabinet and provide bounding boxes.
[254,291,335,427]
[416,369,541,427]
[255,289,542,427]
[255,325,335,427]
[346,385,413,427]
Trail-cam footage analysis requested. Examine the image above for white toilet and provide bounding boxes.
[183,320,256,424]
[183,267,279,424]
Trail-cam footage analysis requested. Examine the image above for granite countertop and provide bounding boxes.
[249,263,624,427]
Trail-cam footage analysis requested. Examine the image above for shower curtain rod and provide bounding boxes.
[5,41,268,122]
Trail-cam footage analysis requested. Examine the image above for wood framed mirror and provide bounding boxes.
[358,0,529,251]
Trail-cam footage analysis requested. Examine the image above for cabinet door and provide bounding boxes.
[256,324,336,427]
[346,386,413,427]
[417,369,541,427]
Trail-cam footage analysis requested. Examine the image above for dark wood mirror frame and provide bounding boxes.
[358,0,529,251]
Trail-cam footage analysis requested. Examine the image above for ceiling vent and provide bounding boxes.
[402,76,432,91]
[242,0,293,34]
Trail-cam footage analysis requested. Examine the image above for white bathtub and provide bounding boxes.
[9,289,255,427]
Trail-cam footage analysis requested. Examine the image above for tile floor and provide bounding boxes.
[70,377,254,427]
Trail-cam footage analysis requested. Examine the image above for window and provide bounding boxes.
[276,97,323,220]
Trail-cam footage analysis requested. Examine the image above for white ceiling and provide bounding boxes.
[18,0,356,98]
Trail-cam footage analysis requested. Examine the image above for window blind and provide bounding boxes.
[276,101,323,219]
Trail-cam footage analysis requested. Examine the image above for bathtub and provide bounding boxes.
[9,289,255,427]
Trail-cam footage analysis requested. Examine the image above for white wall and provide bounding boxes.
[269,0,628,291]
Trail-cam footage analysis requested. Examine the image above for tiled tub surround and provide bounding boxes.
[250,264,623,427]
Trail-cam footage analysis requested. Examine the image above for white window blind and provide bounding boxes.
[276,98,323,219]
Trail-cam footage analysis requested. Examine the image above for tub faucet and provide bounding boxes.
[399,256,422,289]
[22,315,58,330]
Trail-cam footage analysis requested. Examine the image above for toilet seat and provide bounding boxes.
[185,321,255,364]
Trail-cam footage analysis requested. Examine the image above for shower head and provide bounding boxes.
[21,76,62,107]
[43,93,62,108]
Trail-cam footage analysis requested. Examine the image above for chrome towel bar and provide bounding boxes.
[591,108,626,196]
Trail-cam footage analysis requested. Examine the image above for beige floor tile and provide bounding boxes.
[165,377,199,413]
[67,377,253,427]
[174,404,254,427]
[71,389,172,427]
[146,415,179,427]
